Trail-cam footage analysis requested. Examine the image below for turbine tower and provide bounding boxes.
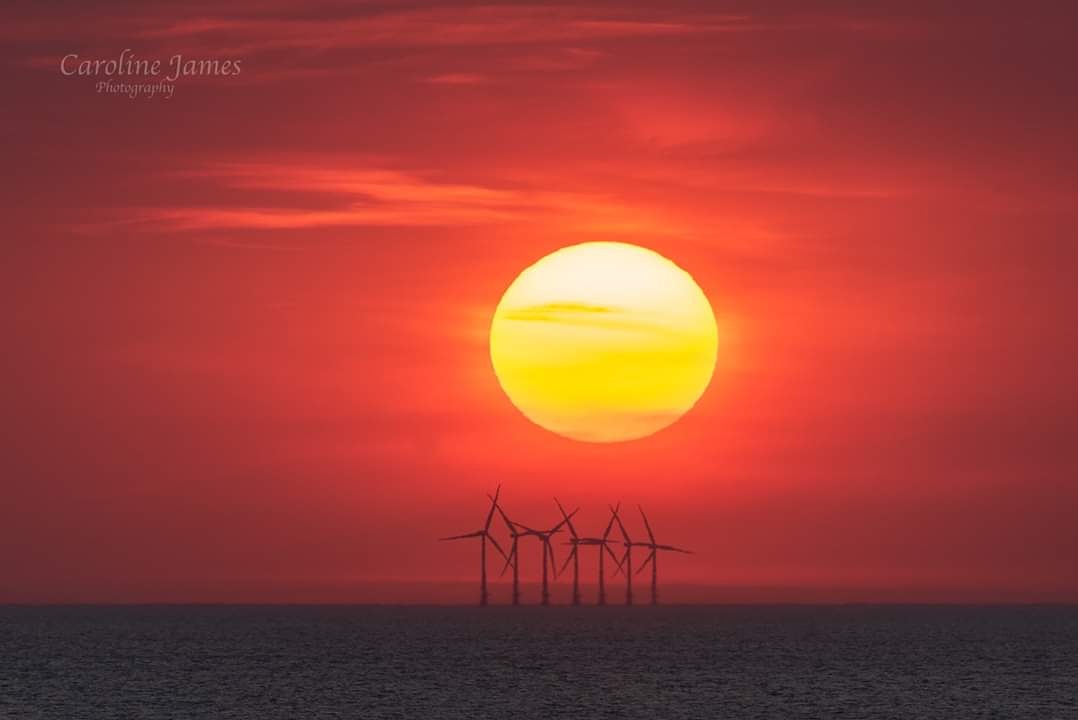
[516,508,577,606]
[493,500,525,606]
[555,497,582,605]
[439,485,508,606]
[634,505,693,605]
[495,500,577,607]
[611,503,647,606]
[567,502,623,606]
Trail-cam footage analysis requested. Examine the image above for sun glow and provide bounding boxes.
[489,242,718,442]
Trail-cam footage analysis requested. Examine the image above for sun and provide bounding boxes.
[489,242,718,442]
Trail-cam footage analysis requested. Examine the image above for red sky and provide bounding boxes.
[3,1,1077,603]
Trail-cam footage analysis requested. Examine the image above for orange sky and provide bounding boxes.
[3,1,1077,603]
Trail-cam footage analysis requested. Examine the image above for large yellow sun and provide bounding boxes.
[489,242,718,442]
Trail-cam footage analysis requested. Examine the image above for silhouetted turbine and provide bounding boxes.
[567,502,624,606]
[514,508,577,606]
[611,503,648,606]
[439,485,508,606]
[492,499,525,605]
[555,497,582,605]
[634,505,693,605]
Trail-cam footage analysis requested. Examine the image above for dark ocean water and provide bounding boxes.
[2,605,1076,719]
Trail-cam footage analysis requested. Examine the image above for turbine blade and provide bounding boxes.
[603,542,623,573]
[484,485,501,531]
[616,547,629,577]
[493,500,517,535]
[549,508,578,535]
[559,546,576,576]
[439,531,483,541]
[487,533,508,561]
[638,505,656,545]
[657,544,694,554]
[636,550,656,575]
[499,542,516,576]
[547,540,559,578]
[610,504,631,544]
[610,546,629,576]
[554,497,578,539]
[601,504,618,540]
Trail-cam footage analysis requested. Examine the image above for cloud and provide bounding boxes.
[506,302,616,316]
[88,160,682,235]
[501,302,696,339]
[423,73,487,85]
[5,4,749,53]
[135,6,750,52]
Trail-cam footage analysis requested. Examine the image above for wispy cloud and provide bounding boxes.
[136,7,750,52]
[6,4,749,51]
[501,302,695,338]
[89,160,682,235]
[423,73,487,85]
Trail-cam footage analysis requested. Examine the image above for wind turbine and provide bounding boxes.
[516,508,577,606]
[492,499,525,605]
[498,500,577,607]
[611,503,647,606]
[439,485,508,606]
[555,498,583,605]
[562,501,623,606]
[634,505,693,605]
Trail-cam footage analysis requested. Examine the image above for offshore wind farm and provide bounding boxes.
[441,487,693,606]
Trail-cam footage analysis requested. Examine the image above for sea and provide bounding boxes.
[2,605,1076,719]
